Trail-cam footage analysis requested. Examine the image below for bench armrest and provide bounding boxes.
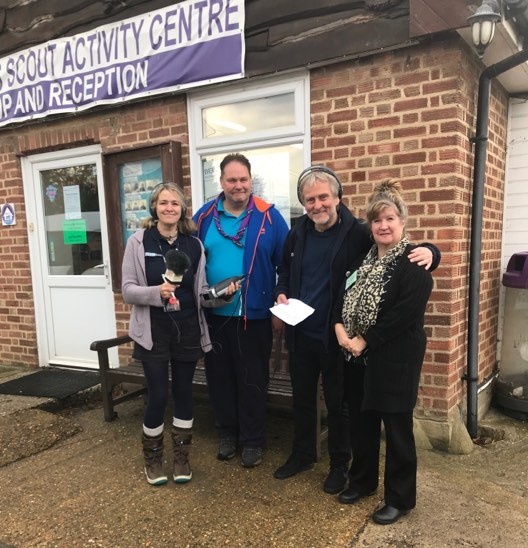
[90,335,132,352]
[90,335,133,375]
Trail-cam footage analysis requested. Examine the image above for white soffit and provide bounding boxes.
[458,20,528,94]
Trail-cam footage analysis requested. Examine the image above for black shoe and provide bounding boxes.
[372,504,409,525]
[217,437,236,461]
[338,487,377,504]
[241,446,264,468]
[323,466,348,494]
[273,455,314,480]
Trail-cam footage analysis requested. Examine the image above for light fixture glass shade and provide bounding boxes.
[473,21,495,48]
[472,23,482,48]
[467,0,502,56]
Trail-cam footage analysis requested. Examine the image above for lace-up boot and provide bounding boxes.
[172,426,192,483]
[142,432,168,486]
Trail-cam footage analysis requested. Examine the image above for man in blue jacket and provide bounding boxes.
[193,153,289,468]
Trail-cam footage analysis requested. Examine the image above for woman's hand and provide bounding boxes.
[335,323,352,350]
[335,324,366,357]
[160,282,177,301]
[218,281,240,301]
[349,335,367,357]
[224,281,239,296]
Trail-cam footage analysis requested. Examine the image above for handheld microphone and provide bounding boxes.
[203,275,245,301]
[163,249,191,285]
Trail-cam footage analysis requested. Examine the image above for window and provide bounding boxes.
[202,93,296,139]
[188,73,310,226]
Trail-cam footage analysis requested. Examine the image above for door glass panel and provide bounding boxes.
[201,145,304,227]
[40,164,104,275]
[201,93,295,139]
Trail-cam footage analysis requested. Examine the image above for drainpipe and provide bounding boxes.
[467,46,528,439]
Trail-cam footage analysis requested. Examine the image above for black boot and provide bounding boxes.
[142,432,168,486]
[172,426,192,483]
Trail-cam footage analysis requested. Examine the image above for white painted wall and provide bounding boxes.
[497,98,528,363]
[502,99,528,270]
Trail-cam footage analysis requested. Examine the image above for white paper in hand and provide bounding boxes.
[270,299,315,326]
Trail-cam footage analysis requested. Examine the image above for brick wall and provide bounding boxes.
[0,96,190,368]
[0,36,509,423]
[310,37,508,420]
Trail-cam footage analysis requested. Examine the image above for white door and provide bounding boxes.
[22,145,117,369]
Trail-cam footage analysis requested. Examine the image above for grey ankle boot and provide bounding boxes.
[172,426,192,483]
[142,432,168,486]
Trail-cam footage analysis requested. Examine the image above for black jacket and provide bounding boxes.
[333,244,433,413]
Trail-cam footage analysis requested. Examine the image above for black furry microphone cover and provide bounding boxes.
[164,249,191,283]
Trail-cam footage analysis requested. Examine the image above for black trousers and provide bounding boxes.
[135,315,201,429]
[288,331,350,467]
[204,315,272,448]
[142,359,196,428]
[345,361,417,510]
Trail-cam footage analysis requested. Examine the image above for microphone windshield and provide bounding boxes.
[163,249,191,284]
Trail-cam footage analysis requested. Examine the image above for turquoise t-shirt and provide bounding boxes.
[203,201,246,316]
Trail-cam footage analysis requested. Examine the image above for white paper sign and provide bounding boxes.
[63,185,82,220]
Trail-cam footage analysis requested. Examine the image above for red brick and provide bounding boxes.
[394,98,428,112]
[367,116,400,128]
[394,152,427,164]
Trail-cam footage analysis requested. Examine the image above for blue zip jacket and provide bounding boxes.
[193,194,289,320]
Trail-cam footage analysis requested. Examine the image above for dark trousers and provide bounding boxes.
[345,362,417,510]
[344,359,366,471]
[138,315,201,429]
[142,359,197,428]
[204,315,272,448]
[288,331,350,466]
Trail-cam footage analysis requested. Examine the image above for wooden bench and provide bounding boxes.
[90,334,328,460]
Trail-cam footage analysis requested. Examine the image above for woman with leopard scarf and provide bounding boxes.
[333,180,433,525]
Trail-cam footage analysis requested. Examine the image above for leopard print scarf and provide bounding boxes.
[342,236,409,337]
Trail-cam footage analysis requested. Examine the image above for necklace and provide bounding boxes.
[158,231,178,244]
[213,193,254,247]
[163,233,178,244]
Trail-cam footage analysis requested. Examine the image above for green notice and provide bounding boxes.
[63,219,87,244]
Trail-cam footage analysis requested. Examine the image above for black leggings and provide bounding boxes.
[142,359,197,429]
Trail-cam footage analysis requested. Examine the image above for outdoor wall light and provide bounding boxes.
[468,0,502,57]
